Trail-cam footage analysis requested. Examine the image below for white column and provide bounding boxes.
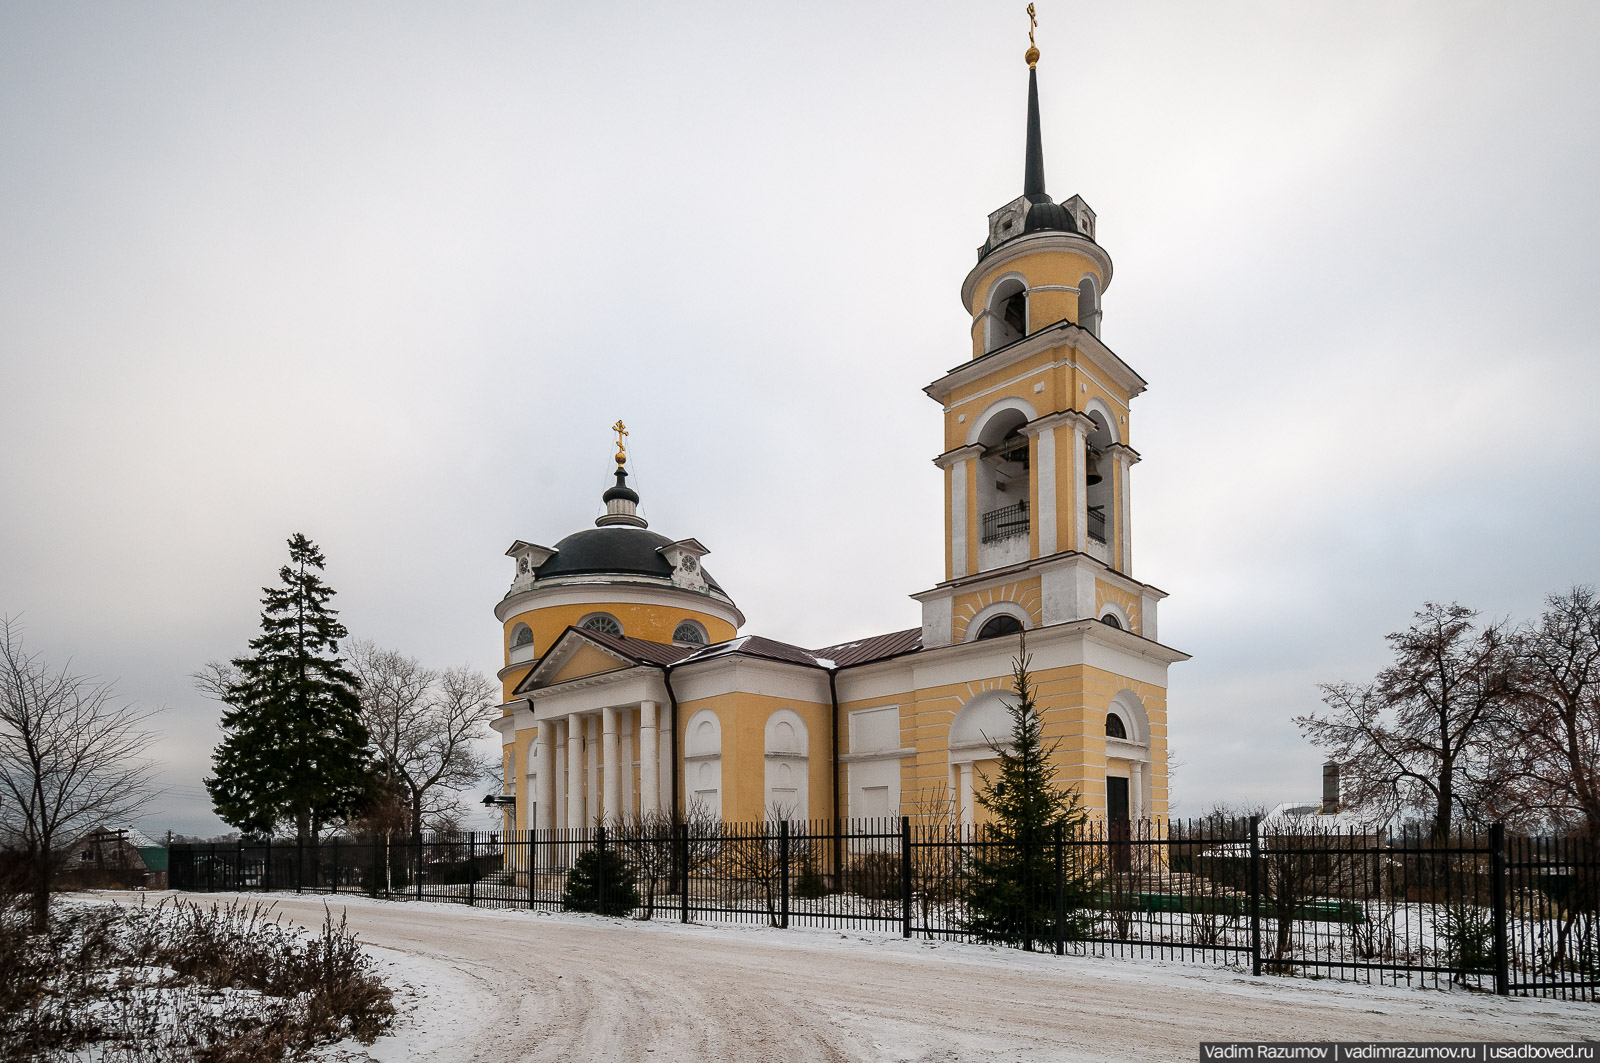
[950,458,969,578]
[1115,449,1135,573]
[1035,425,1057,555]
[585,715,600,828]
[620,709,635,820]
[958,763,975,829]
[565,714,583,830]
[639,700,660,816]
[1130,761,1145,823]
[535,720,556,832]
[1071,421,1088,551]
[601,706,620,826]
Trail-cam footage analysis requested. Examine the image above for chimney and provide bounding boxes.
[1321,761,1341,815]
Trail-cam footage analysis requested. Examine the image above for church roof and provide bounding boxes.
[519,624,924,697]
[534,525,727,594]
[811,627,923,668]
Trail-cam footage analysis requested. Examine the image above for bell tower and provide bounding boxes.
[914,18,1168,648]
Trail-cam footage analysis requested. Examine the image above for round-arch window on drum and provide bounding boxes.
[1106,713,1128,740]
[510,623,533,648]
[977,614,1025,640]
[579,613,623,637]
[673,620,707,646]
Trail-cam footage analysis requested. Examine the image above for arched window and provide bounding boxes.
[1078,274,1101,337]
[1084,408,1115,549]
[580,613,623,637]
[673,620,707,646]
[1099,614,1121,630]
[985,275,1028,352]
[977,614,1024,640]
[510,623,534,648]
[1106,712,1127,740]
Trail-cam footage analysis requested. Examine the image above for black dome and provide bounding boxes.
[1022,199,1077,235]
[535,526,725,593]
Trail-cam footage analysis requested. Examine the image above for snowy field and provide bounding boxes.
[83,892,1598,1063]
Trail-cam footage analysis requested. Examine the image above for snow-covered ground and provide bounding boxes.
[86,892,1597,1063]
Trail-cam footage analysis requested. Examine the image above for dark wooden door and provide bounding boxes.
[1107,776,1130,824]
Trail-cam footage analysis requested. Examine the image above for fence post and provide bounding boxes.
[415,834,423,902]
[209,842,216,892]
[1054,822,1066,957]
[370,835,381,898]
[263,836,272,892]
[900,815,912,939]
[779,820,791,931]
[527,829,537,910]
[332,837,340,894]
[1491,821,1510,996]
[296,836,303,894]
[596,826,608,915]
[236,837,243,892]
[467,832,477,908]
[1248,814,1262,977]
[680,822,691,924]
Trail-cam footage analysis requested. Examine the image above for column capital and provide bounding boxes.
[1106,442,1142,465]
[932,442,985,469]
[1021,408,1096,437]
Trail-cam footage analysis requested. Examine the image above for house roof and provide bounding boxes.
[812,627,923,668]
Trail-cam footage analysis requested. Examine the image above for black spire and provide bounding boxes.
[1024,64,1047,202]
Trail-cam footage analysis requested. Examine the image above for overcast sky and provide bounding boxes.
[3,2,1598,837]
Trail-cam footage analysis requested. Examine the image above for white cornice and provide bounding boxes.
[931,443,985,469]
[924,321,1147,407]
[495,579,746,628]
[1021,409,1095,438]
[961,231,1115,312]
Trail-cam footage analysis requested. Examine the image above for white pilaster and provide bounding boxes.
[601,706,620,826]
[1036,425,1057,555]
[585,714,600,828]
[555,717,568,829]
[565,714,583,830]
[1130,761,1144,822]
[1116,449,1134,573]
[639,700,660,816]
[659,718,673,812]
[535,719,556,832]
[959,763,974,829]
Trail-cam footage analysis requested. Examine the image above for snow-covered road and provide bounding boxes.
[92,892,1595,1062]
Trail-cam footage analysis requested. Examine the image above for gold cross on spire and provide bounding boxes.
[612,419,629,467]
[1026,4,1040,68]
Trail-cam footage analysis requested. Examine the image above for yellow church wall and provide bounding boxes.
[949,578,1042,643]
[868,660,1168,824]
[677,691,833,823]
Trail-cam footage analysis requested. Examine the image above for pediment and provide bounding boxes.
[520,631,636,691]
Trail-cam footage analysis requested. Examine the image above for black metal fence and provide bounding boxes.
[168,817,1599,1002]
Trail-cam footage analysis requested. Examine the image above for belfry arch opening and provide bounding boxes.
[1078,274,1101,336]
[975,407,1031,571]
[985,276,1028,352]
[1085,409,1115,554]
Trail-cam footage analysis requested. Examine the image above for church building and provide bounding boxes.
[489,33,1187,832]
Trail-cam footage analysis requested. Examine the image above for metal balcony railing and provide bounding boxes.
[1087,505,1107,544]
[981,501,1029,544]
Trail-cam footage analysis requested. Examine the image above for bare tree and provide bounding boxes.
[1297,603,1512,838]
[0,618,158,931]
[346,641,498,835]
[1497,586,1600,839]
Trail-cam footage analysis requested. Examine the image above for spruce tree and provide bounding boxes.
[206,533,375,839]
[961,640,1096,949]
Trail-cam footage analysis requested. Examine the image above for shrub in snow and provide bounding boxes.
[562,847,640,916]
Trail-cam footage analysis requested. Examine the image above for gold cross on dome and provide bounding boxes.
[1027,4,1037,46]
[612,420,629,466]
